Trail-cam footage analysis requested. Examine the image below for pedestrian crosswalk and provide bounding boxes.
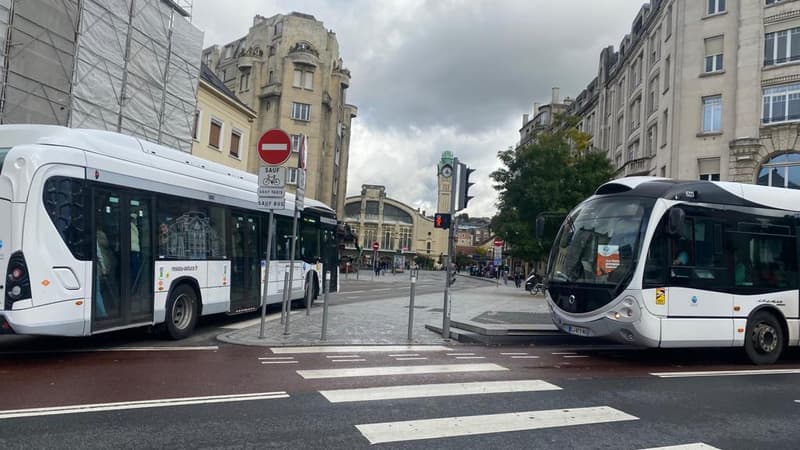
[264,345,724,448]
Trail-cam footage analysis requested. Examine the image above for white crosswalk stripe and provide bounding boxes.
[355,406,638,444]
[297,363,507,379]
[271,345,451,354]
[651,368,800,378]
[639,444,721,450]
[320,379,561,403]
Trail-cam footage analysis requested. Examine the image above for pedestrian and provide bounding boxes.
[514,271,521,288]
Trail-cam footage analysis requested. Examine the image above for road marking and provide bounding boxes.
[298,363,508,379]
[258,357,295,360]
[373,288,392,292]
[395,357,428,361]
[563,355,589,359]
[551,352,576,355]
[639,444,721,450]
[651,368,800,378]
[0,392,289,420]
[389,354,420,357]
[321,379,561,403]
[271,345,451,354]
[326,355,360,358]
[455,356,486,360]
[261,361,299,365]
[500,352,529,356]
[346,296,362,299]
[447,352,475,356]
[0,346,224,354]
[331,359,367,363]
[511,356,540,359]
[355,406,638,444]
[222,314,280,329]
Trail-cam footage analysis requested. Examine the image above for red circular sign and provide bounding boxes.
[493,239,504,247]
[257,129,292,165]
[373,242,379,251]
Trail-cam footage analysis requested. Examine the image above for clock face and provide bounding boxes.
[441,165,453,177]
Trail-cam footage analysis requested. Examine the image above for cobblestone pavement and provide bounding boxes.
[217,283,550,347]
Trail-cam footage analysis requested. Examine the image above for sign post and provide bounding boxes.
[283,134,308,335]
[256,129,292,339]
[372,241,379,280]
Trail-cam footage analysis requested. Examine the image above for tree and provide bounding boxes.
[414,254,434,270]
[490,114,614,264]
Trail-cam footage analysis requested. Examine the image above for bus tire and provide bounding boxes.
[745,310,784,365]
[165,284,199,340]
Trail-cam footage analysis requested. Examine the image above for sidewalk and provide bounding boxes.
[217,282,559,347]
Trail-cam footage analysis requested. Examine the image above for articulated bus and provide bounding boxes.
[545,176,800,365]
[0,125,341,339]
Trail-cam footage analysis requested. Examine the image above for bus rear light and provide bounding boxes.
[5,252,31,310]
[9,268,22,281]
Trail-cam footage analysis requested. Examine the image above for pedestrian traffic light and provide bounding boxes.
[434,213,451,229]
[456,163,475,211]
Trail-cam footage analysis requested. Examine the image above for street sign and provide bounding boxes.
[373,241,379,251]
[257,166,287,210]
[257,129,292,165]
[295,170,305,210]
[493,238,504,247]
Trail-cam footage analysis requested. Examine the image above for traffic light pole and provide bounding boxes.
[442,159,458,340]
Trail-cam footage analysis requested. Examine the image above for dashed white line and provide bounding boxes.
[447,353,475,356]
[651,368,800,378]
[320,379,562,403]
[331,359,367,363]
[455,356,486,360]
[395,357,428,361]
[389,354,420,357]
[326,355,360,359]
[563,355,589,359]
[258,357,296,360]
[500,352,529,356]
[261,361,299,365]
[0,392,289,419]
[511,356,540,359]
[551,352,576,355]
[355,406,638,444]
[297,363,508,379]
[639,444,721,450]
[271,345,451,354]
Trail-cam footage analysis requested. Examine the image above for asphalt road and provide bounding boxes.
[1,342,800,449]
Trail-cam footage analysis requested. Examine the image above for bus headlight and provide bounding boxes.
[607,297,639,322]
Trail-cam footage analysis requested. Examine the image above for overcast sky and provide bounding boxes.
[192,0,645,218]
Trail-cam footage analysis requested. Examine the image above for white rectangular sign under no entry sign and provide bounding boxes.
[258,165,288,210]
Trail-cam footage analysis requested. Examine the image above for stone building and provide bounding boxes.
[191,65,257,171]
[518,88,571,148]
[202,12,357,215]
[567,0,800,186]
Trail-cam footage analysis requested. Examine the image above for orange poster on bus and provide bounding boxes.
[596,245,620,275]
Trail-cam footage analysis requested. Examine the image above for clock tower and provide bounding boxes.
[437,150,455,213]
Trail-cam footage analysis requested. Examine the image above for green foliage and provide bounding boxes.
[454,253,472,269]
[414,254,434,270]
[490,114,614,264]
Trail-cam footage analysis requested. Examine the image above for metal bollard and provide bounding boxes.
[407,268,418,341]
[321,271,331,341]
[281,266,291,333]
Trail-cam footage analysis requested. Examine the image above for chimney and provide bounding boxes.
[533,102,541,114]
[552,87,561,104]
[522,114,529,127]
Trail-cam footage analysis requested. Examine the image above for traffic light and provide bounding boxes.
[450,267,457,286]
[456,163,475,211]
[434,213,451,229]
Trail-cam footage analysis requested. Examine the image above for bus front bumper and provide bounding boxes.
[548,303,660,348]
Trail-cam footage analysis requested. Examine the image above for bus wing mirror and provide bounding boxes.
[667,207,686,237]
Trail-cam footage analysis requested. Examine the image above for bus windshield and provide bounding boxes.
[0,147,10,173]
[547,197,653,288]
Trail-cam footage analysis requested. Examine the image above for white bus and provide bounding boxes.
[0,125,341,339]
[544,176,800,364]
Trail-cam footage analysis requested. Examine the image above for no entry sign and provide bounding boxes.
[257,129,292,165]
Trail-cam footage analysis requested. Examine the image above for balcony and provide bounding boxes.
[615,156,653,177]
[260,83,282,99]
[289,42,319,68]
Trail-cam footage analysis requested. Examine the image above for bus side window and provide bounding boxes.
[643,218,669,286]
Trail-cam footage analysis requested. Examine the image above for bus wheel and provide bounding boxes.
[301,276,314,309]
[165,284,199,340]
[745,310,784,365]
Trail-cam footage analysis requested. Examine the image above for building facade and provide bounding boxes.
[568,0,800,187]
[191,65,257,171]
[342,185,449,268]
[202,12,357,215]
[519,88,571,148]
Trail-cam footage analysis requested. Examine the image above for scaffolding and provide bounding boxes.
[0,0,202,152]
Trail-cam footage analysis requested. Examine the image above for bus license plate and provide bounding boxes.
[566,325,591,337]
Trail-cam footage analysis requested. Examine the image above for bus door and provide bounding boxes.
[92,189,154,331]
[229,211,260,312]
[662,214,733,346]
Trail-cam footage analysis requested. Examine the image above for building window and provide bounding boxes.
[662,109,669,146]
[274,22,283,36]
[209,119,222,149]
[224,45,233,59]
[665,4,673,39]
[616,115,624,146]
[192,110,200,140]
[766,0,786,5]
[758,153,800,189]
[707,0,725,15]
[765,28,800,66]
[664,56,671,91]
[221,69,227,81]
[287,168,298,185]
[661,166,666,177]
[239,72,250,91]
[229,130,241,159]
[647,124,658,156]
[648,76,659,113]
[268,70,274,84]
[704,36,724,73]
[631,57,642,90]
[292,69,314,90]
[702,96,722,133]
[628,140,639,162]
[763,83,800,124]
[699,158,720,181]
[630,97,641,131]
[291,134,302,153]
[617,79,625,109]
[291,102,310,121]
[650,28,661,67]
